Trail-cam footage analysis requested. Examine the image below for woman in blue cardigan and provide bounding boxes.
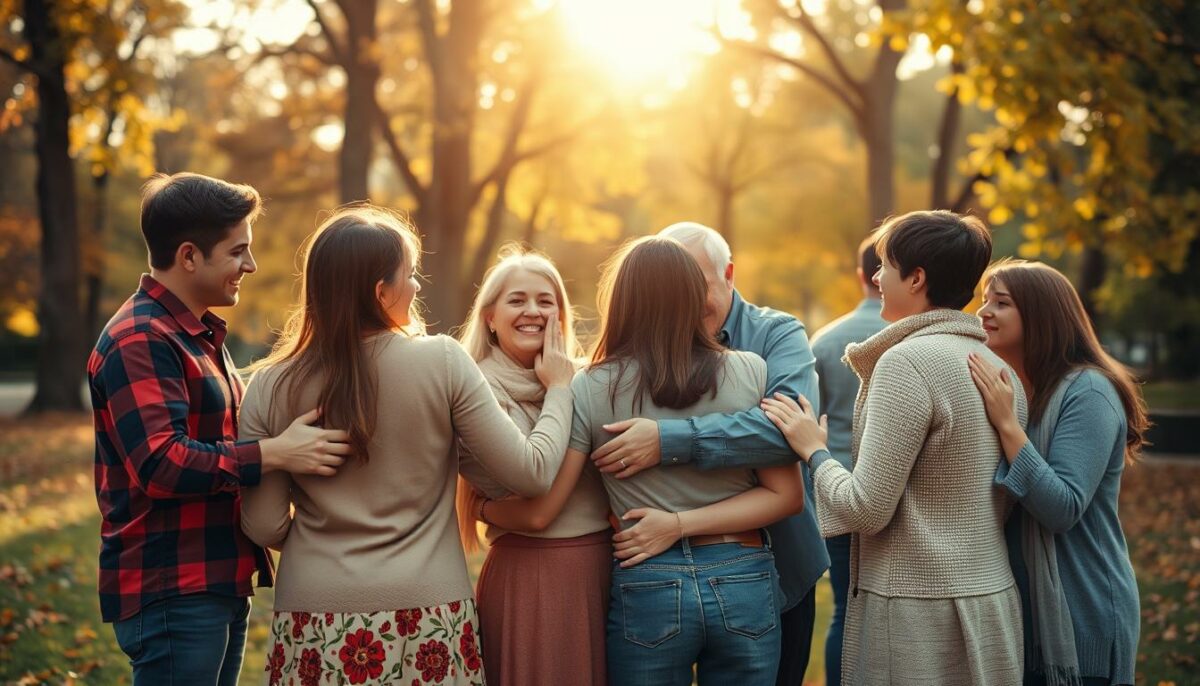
[968,259,1147,686]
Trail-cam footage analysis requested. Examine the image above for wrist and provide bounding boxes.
[801,443,827,462]
[478,498,493,525]
[998,418,1024,441]
[258,437,281,473]
[676,510,692,538]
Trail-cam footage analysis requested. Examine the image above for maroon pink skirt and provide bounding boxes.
[475,529,612,686]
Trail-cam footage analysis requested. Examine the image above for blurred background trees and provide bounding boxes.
[1,0,1196,412]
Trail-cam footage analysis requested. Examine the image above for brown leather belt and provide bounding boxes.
[688,530,763,548]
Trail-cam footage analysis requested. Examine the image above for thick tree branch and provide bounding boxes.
[252,40,335,67]
[306,0,349,66]
[471,98,602,207]
[373,97,427,205]
[414,0,443,81]
[778,1,864,101]
[951,145,1017,213]
[0,46,42,77]
[722,39,863,117]
[470,73,540,207]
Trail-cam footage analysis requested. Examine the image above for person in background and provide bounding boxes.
[808,234,886,686]
[592,222,829,686]
[239,206,576,685]
[971,259,1144,686]
[763,210,1026,685]
[88,172,351,685]
[455,245,612,686]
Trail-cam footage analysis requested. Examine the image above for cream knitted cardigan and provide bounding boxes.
[811,309,1028,599]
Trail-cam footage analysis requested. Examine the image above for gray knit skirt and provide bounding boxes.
[840,584,1024,686]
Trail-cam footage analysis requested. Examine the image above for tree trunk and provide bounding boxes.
[522,192,545,247]
[462,173,509,310]
[1078,245,1106,326]
[25,0,85,413]
[931,62,964,208]
[338,0,379,203]
[860,0,905,227]
[85,170,109,344]
[422,0,483,329]
[861,77,899,225]
[715,185,735,255]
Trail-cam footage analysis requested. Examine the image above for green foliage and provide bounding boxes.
[907,0,1200,275]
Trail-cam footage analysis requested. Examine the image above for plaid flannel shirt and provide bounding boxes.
[88,274,274,622]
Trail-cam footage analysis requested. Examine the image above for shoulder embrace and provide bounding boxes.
[1068,367,1124,412]
[721,349,767,387]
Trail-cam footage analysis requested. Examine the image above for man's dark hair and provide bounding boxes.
[859,233,882,289]
[874,210,991,310]
[140,172,262,269]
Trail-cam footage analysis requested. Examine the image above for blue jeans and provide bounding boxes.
[824,534,851,686]
[112,593,250,686]
[607,540,783,686]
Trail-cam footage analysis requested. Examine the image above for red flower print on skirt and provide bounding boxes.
[395,607,424,637]
[459,621,482,673]
[266,642,285,685]
[338,628,386,684]
[268,599,482,685]
[415,639,451,683]
[291,611,312,639]
[298,647,323,686]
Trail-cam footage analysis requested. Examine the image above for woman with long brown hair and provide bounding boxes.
[453,245,612,686]
[971,259,1144,686]
[567,236,805,685]
[237,206,576,685]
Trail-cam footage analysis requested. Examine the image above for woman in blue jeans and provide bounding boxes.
[564,236,806,685]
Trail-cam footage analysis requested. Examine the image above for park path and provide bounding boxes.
[0,382,89,418]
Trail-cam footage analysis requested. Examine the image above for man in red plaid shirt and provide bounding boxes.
[88,173,351,685]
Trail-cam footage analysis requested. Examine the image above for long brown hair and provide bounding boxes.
[252,205,424,463]
[984,259,1149,461]
[591,236,725,411]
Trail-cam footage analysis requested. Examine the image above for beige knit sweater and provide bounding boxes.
[458,348,610,543]
[238,333,572,612]
[812,309,1028,599]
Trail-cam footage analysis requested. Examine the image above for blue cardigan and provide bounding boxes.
[994,368,1140,684]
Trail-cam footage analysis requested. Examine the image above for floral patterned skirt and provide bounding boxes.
[265,598,485,686]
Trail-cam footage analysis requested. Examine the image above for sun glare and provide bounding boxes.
[556,0,751,92]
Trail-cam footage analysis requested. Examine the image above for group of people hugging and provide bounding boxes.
[88,172,1143,686]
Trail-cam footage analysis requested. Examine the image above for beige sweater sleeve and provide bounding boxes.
[238,370,295,547]
[813,349,933,537]
[444,338,571,498]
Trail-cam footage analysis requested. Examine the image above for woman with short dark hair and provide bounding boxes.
[972,259,1144,686]
[763,210,1026,684]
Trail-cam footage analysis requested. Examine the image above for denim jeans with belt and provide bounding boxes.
[112,592,250,686]
[607,539,783,686]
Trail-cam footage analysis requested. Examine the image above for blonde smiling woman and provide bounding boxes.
[455,245,613,686]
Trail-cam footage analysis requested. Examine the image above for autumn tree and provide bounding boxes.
[911,0,1200,313]
[1,0,184,412]
[255,1,597,326]
[729,0,910,224]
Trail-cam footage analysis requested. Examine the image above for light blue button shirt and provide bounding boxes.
[810,298,886,470]
[658,290,830,609]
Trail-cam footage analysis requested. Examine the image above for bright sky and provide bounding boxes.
[170,0,946,144]
[554,0,751,91]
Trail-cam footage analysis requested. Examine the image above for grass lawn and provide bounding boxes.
[1142,380,1200,411]
[1,415,1195,685]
